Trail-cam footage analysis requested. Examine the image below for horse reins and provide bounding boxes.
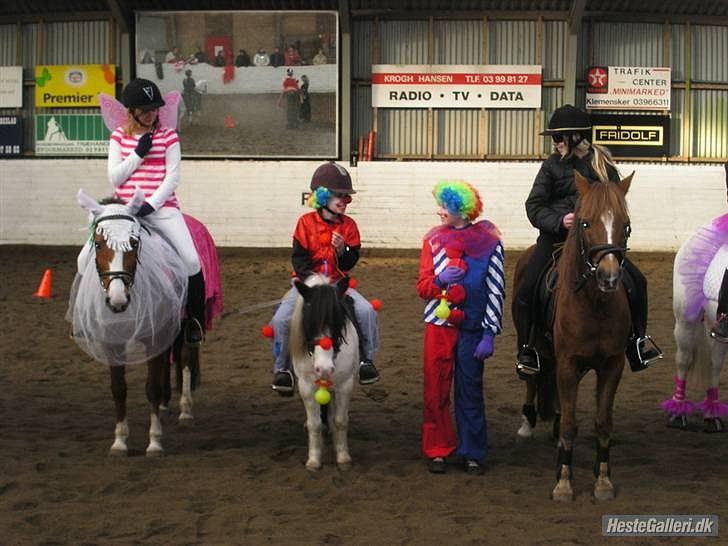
[574,221,630,292]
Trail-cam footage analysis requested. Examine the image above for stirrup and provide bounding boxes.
[636,335,663,367]
[184,318,205,346]
[516,345,541,377]
[710,314,728,343]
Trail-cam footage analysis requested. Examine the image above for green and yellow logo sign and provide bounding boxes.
[34,64,115,107]
[35,114,110,155]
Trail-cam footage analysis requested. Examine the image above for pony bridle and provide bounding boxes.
[93,213,142,294]
[575,219,631,292]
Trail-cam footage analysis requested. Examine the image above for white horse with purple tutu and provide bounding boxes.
[663,211,728,432]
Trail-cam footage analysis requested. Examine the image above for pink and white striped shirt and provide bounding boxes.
[108,126,181,210]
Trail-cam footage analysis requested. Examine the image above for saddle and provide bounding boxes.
[532,245,564,343]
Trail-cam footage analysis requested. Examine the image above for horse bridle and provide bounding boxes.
[574,219,631,292]
[93,214,142,290]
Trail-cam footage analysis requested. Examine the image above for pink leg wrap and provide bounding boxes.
[697,387,728,419]
[660,376,695,416]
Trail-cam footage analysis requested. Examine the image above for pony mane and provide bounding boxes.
[559,180,629,287]
[289,274,349,361]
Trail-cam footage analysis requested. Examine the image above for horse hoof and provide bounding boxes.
[667,414,689,430]
[703,417,725,433]
[178,414,194,426]
[337,461,352,471]
[551,481,574,502]
[146,447,165,457]
[516,424,534,439]
[305,460,322,472]
[108,447,128,457]
[594,480,615,501]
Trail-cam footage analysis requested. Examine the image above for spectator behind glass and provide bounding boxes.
[254,48,270,67]
[312,49,327,65]
[193,46,207,64]
[284,45,302,66]
[235,49,251,67]
[165,46,182,63]
[269,47,284,68]
[214,50,226,67]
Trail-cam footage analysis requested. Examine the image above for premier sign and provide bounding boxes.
[372,65,542,108]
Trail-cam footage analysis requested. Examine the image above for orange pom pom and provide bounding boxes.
[370,299,382,311]
[261,325,274,338]
[348,277,358,289]
[319,336,333,350]
[319,231,332,245]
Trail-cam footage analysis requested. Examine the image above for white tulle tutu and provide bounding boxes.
[67,231,188,366]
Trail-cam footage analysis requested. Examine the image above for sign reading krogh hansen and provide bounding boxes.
[372,65,542,108]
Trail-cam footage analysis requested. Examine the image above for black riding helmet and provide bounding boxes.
[540,104,591,135]
[121,78,165,111]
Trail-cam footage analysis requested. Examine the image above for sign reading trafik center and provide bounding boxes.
[372,65,542,108]
[34,64,116,108]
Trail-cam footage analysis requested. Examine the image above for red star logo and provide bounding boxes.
[588,67,607,88]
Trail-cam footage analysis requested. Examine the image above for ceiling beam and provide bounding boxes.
[106,0,130,33]
[569,0,586,34]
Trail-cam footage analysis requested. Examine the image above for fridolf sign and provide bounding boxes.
[591,113,670,158]
[34,65,116,108]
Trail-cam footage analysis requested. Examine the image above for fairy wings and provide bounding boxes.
[98,91,182,132]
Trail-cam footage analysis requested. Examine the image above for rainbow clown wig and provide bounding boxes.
[433,180,483,221]
[307,186,332,209]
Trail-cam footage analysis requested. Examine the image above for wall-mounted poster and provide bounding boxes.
[136,11,338,158]
[585,66,671,111]
[35,114,110,155]
[34,65,116,108]
[0,67,23,108]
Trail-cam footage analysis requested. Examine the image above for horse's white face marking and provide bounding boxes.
[601,209,615,245]
[107,249,127,307]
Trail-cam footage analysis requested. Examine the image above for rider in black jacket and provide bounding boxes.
[514,105,663,376]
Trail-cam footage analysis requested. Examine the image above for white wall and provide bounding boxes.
[1,159,725,251]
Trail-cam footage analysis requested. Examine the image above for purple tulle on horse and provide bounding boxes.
[678,212,728,322]
[184,214,223,331]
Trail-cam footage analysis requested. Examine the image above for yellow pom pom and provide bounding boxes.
[314,387,331,405]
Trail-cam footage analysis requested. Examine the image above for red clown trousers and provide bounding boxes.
[422,323,488,461]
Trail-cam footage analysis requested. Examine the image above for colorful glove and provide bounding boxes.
[474,333,494,360]
[448,308,465,326]
[135,132,153,158]
[446,284,466,305]
[136,202,155,217]
[437,266,465,285]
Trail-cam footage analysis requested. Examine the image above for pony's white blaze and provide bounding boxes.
[107,250,127,307]
[601,209,615,245]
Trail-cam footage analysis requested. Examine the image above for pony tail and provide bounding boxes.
[591,142,619,182]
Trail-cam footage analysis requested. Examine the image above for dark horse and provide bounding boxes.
[70,190,217,456]
[513,171,634,501]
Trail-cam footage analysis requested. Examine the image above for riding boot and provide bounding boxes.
[710,269,728,343]
[623,269,662,372]
[342,295,379,385]
[185,272,205,345]
[514,298,540,377]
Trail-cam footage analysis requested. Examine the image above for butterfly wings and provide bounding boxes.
[98,91,182,131]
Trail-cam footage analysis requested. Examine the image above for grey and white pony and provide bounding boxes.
[289,274,359,471]
[663,214,728,433]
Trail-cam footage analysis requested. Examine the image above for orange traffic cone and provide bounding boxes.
[225,114,234,129]
[34,268,53,298]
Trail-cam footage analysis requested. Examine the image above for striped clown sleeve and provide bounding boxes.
[482,241,505,335]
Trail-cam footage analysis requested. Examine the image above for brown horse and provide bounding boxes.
[513,170,633,501]
[70,190,212,456]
